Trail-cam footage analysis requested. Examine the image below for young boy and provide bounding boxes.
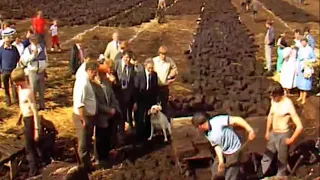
[49,20,61,52]
[11,67,41,177]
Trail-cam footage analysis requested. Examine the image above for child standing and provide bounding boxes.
[49,20,61,52]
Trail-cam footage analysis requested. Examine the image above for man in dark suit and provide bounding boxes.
[91,72,120,168]
[69,39,84,75]
[113,50,137,138]
[134,58,158,141]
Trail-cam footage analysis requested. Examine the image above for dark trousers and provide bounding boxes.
[1,71,17,106]
[94,122,115,163]
[134,100,153,141]
[158,85,169,117]
[72,113,96,171]
[118,90,134,132]
[36,33,46,46]
[23,116,41,177]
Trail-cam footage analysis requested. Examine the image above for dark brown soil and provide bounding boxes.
[167,0,272,118]
[259,0,319,23]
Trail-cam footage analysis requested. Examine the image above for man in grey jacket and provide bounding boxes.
[264,20,275,72]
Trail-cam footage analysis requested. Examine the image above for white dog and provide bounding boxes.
[147,104,172,142]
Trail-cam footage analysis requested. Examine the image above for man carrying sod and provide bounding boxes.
[157,0,166,23]
[192,113,256,180]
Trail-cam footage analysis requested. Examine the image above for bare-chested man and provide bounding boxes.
[261,82,303,177]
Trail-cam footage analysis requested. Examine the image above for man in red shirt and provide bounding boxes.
[32,11,46,46]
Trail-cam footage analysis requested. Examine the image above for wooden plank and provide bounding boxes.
[9,159,18,180]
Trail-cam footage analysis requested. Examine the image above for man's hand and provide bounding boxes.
[80,118,86,127]
[133,103,138,111]
[108,74,116,83]
[217,162,225,173]
[34,129,40,141]
[265,132,269,141]
[284,138,294,145]
[167,78,175,84]
[248,130,256,141]
[108,108,116,116]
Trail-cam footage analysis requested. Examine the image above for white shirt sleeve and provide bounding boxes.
[73,78,86,110]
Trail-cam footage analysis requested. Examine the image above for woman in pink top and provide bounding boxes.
[11,68,41,177]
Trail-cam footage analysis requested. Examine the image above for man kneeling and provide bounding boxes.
[192,113,256,180]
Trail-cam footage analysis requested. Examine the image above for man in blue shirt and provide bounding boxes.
[192,113,256,180]
[0,35,20,106]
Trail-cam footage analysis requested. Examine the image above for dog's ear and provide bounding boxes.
[157,105,162,111]
[147,109,151,115]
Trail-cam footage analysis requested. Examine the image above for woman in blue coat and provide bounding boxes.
[296,37,316,104]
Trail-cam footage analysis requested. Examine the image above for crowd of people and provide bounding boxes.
[0,3,316,180]
[263,21,318,104]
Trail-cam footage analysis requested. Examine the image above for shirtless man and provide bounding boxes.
[261,82,303,177]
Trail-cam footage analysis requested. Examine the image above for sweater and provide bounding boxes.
[0,45,20,72]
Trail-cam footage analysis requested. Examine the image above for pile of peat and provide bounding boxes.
[168,0,272,118]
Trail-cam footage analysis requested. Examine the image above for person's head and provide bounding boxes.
[265,20,273,28]
[75,37,83,46]
[112,32,119,41]
[158,46,168,60]
[122,50,134,65]
[11,68,28,86]
[303,27,310,35]
[280,32,286,37]
[100,59,113,73]
[3,36,11,45]
[29,35,39,45]
[52,20,57,26]
[300,37,308,47]
[15,35,22,43]
[37,10,43,18]
[192,112,211,132]
[120,40,129,51]
[267,82,284,102]
[2,21,9,28]
[294,29,301,38]
[144,58,154,73]
[85,61,98,80]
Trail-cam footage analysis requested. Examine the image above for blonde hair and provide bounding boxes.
[11,68,27,82]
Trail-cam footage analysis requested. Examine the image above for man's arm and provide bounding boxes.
[229,116,254,132]
[27,90,40,131]
[104,44,111,59]
[74,80,87,125]
[265,104,274,136]
[214,145,224,164]
[287,100,303,144]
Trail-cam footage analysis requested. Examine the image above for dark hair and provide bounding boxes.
[85,61,98,71]
[191,112,210,127]
[85,52,96,61]
[267,82,284,97]
[11,67,26,82]
[303,27,310,33]
[122,50,134,59]
[294,29,301,34]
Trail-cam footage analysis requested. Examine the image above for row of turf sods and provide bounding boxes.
[168,0,273,118]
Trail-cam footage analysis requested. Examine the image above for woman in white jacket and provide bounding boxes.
[279,42,297,96]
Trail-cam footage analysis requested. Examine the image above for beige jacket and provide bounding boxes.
[104,40,120,61]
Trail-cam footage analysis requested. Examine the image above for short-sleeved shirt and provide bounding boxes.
[205,115,241,154]
[50,25,58,36]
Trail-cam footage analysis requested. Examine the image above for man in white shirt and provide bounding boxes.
[152,46,178,119]
[72,60,99,172]
[12,35,25,56]
[104,32,120,61]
